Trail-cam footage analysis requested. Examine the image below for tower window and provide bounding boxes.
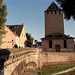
[49,40,52,48]
[55,11,56,14]
[64,40,67,48]
[47,11,49,14]
[56,6,57,9]
[49,6,51,9]
[51,11,52,14]
[59,11,60,14]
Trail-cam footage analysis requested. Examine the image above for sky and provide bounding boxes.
[3,0,75,41]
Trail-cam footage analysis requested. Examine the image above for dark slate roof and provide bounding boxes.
[6,24,23,37]
[41,33,74,39]
[45,2,62,12]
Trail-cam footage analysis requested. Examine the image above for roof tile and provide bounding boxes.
[6,25,23,37]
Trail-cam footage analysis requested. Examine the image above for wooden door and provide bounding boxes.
[55,45,60,52]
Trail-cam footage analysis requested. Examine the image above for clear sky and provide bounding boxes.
[4,0,75,41]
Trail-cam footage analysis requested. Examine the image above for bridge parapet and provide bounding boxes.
[2,48,40,75]
[4,49,39,66]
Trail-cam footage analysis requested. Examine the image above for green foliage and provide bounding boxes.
[26,33,34,47]
[0,0,7,45]
[56,0,75,20]
[39,63,75,75]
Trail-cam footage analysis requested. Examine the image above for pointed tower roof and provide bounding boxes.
[45,2,62,12]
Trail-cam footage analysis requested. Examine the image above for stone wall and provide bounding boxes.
[3,49,40,75]
[2,49,75,75]
[45,11,64,36]
[42,39,74,52]
[39,52,75,67]
[0,26,16,48]
[19,25,27,47]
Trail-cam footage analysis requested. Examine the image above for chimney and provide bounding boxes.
[68,35,70,37]
[22,23,24,26]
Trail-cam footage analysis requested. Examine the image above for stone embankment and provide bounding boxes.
[52,67,75,75]
[1,48,75,75]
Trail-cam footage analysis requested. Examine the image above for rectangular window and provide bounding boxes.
[49,40,52,48]
[64,40,67,48]
[59,11,60,14]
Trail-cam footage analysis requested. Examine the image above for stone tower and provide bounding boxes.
[45,2,64,37]
[41,2,74,52]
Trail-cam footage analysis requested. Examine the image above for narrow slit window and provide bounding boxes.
[55,11,56,14]
[59,11,60,14]
[64,40,67,48]
[49,40,52,48]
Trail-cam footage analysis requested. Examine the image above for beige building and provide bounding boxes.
[41,2,74,52]
[0,23,27,48]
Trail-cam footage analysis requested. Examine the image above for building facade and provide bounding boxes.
[41,2,74,52]
[0,23,27,49]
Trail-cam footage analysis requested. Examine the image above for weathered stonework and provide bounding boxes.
[0,24,27,48]
[0,26,16,48]
[41,2,74,52]
[42,39,74,52]
[45,11,64,37]
[2,50,75,75]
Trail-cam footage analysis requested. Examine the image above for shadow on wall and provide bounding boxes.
[11,61,38,75]
[11,60,26,75]
[0,49,10,74]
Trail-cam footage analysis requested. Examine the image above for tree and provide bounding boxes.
[0,0,7,45]
[26,33,34,47]
[56,0,75,20]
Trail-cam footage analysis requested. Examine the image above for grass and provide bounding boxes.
[38,63,75,75]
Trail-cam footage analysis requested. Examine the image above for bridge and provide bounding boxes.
[0,48,42,75]
[0,48,75,75]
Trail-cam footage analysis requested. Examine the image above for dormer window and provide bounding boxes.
[56,6,57,9]
[47,11,49,14]
[49,6,51,9]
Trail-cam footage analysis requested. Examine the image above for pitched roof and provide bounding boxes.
[45,2,62,12]
[6,24,24,37]
[41,33,74,39]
